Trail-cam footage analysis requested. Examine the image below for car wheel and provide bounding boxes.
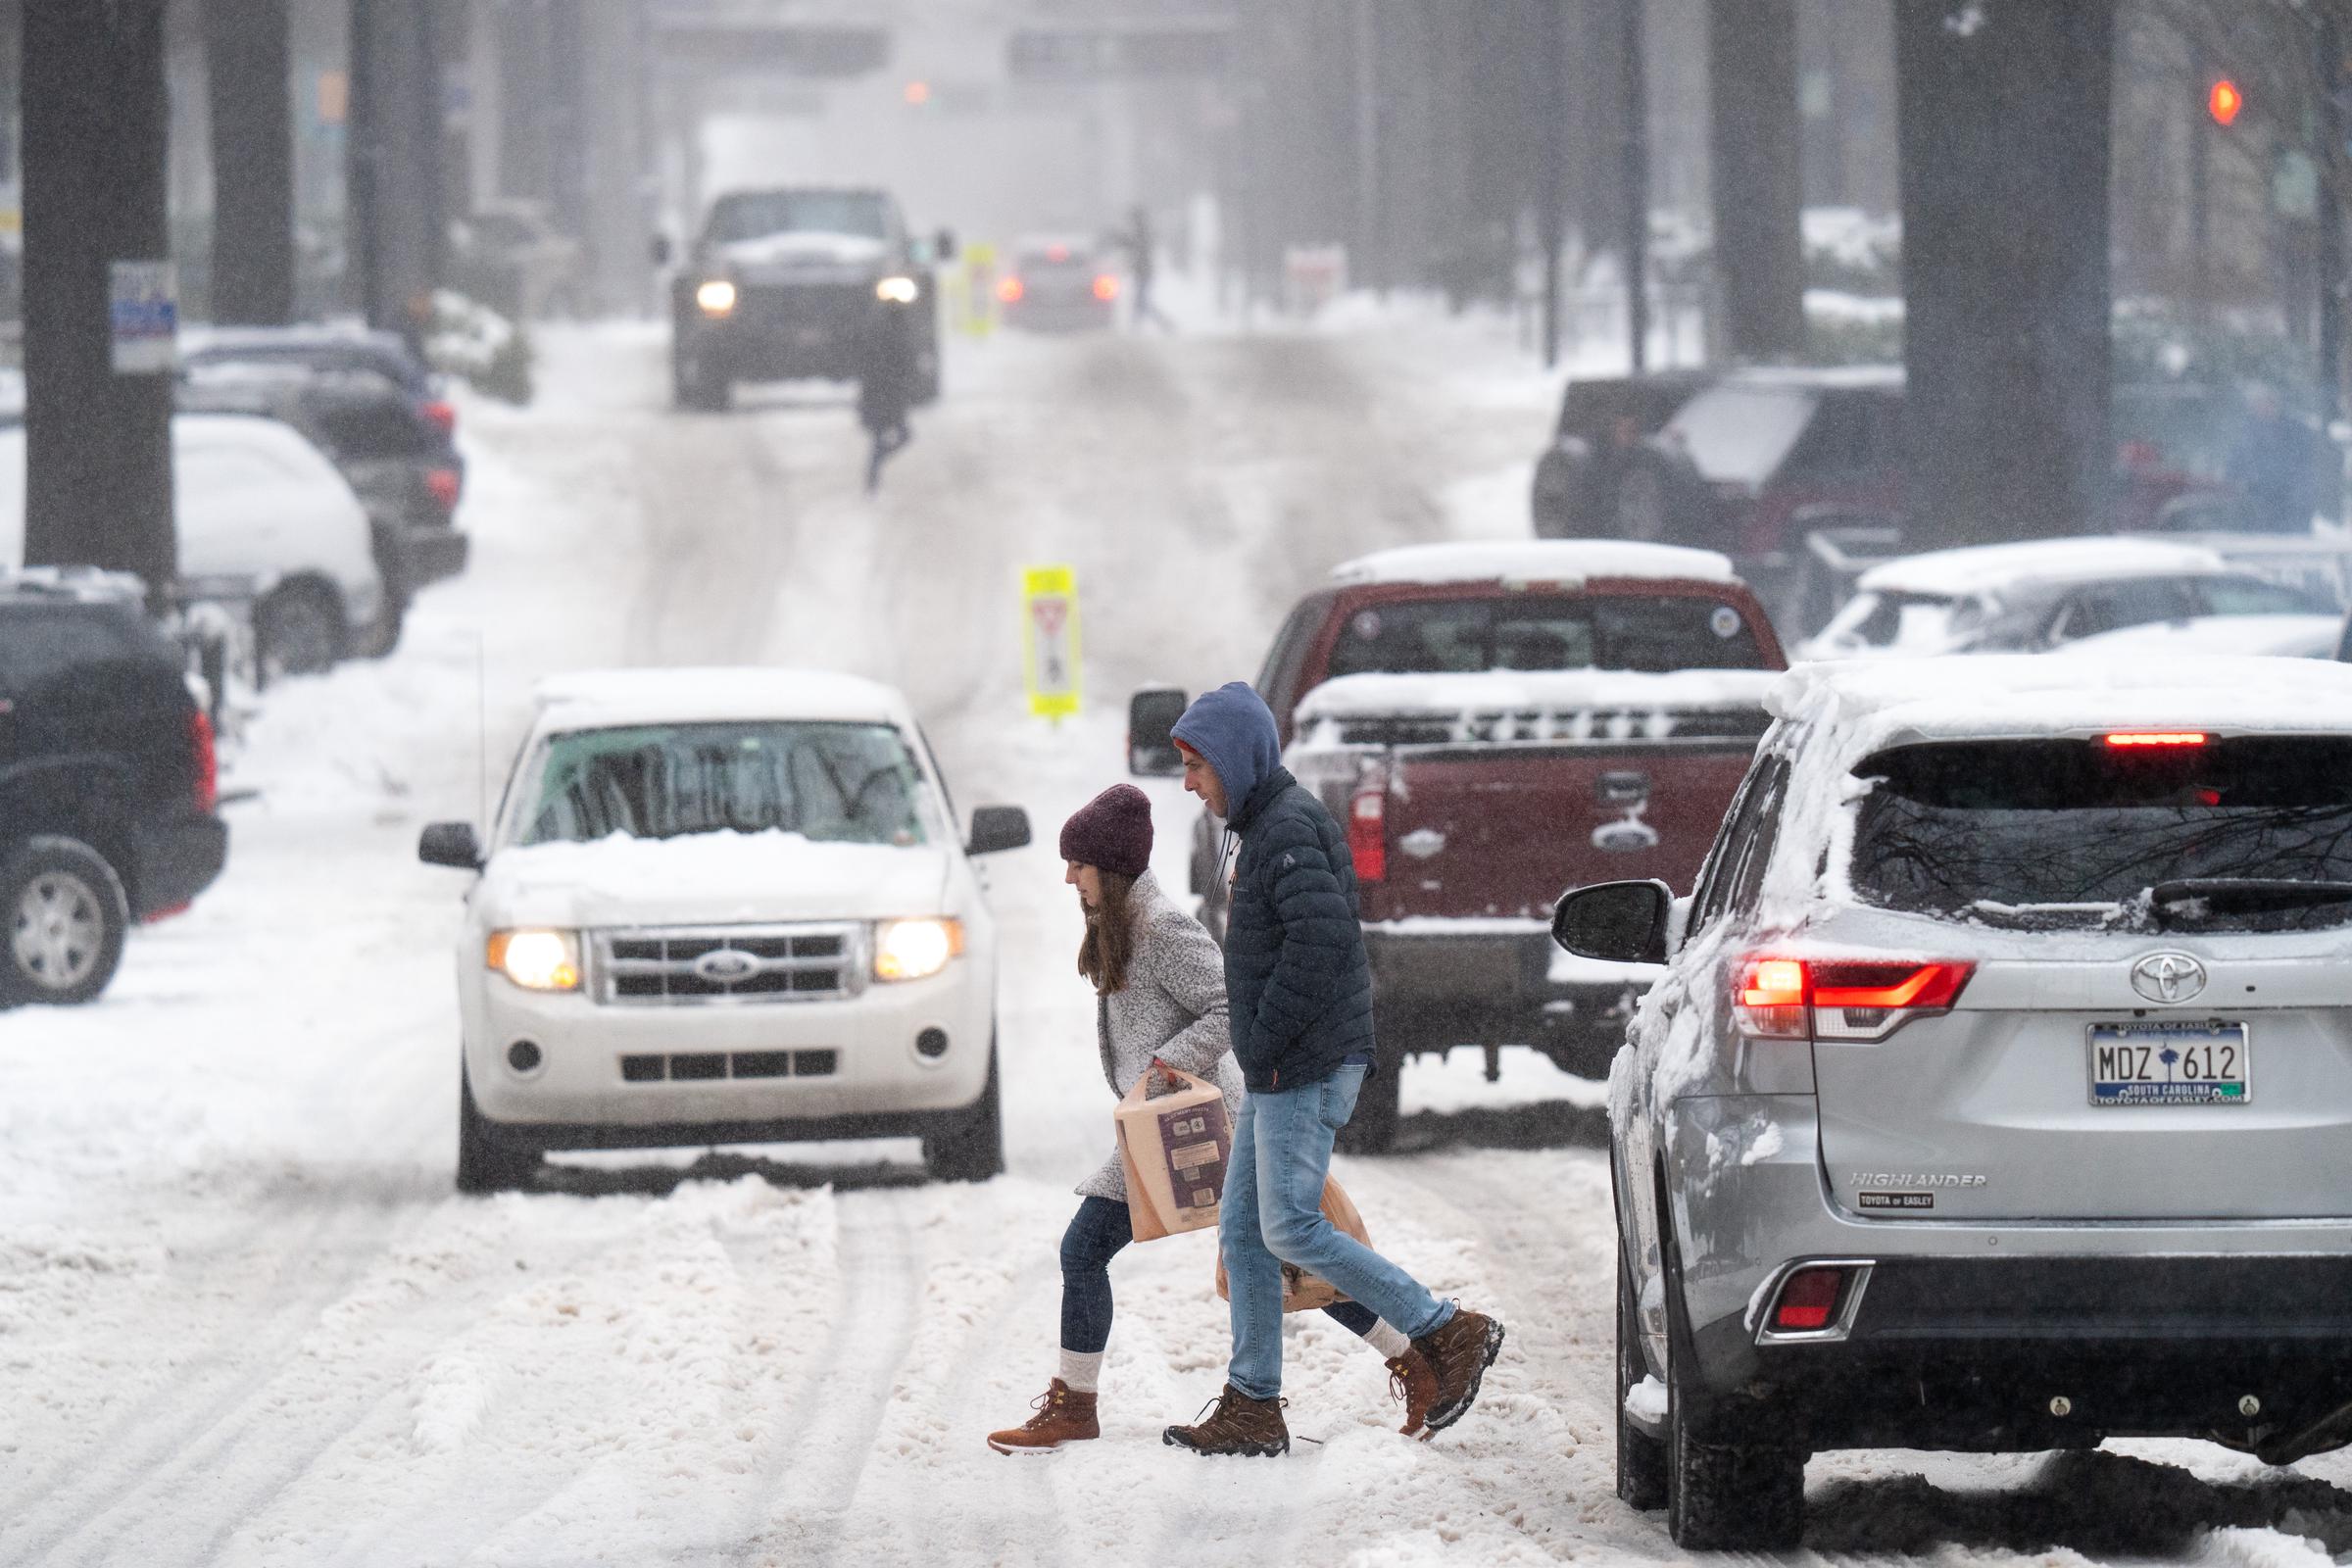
[1660,1173,1805,1548]
[1333,1040,1403,1155]
[456,1062,540,1194]
[256,581,347,676]
[1,837,129,1006]
[922,1036,1004,1182]
[1615,1233,1670,1508]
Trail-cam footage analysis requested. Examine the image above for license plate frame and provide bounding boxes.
[2086,1019,2251,1106]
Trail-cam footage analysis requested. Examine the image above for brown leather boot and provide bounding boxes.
[1411,1302,1506,1435]
[986,1379,1099,1454]
[1386,1348,1439,1437]
[1161,1383,1289,1456]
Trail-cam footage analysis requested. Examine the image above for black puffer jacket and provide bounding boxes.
[1220,765,1376,1093]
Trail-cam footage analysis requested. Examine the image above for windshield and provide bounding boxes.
[1325,593,1769,676]
[514,721,931,848]
[1849,737,2352,930]
[707,191,889,244]
[1661,385,1817,485]
[1817,589,1967,651]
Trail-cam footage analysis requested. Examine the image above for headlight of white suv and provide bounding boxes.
[487,929,582,992]
[874,917,963,982]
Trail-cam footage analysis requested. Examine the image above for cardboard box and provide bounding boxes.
[1116,1060,1233,1243]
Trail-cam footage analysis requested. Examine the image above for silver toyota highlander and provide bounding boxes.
[1552,655,2352,1550]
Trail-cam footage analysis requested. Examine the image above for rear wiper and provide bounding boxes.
[2146,879,2352,925]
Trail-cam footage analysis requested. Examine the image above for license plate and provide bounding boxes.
[2087,1020,2250,1106]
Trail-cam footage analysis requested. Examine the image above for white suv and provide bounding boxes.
[1554,654,2352,1550]
[418,668,1030,1190]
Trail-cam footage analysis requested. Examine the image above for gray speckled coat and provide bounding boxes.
[1076,869,1247,1202]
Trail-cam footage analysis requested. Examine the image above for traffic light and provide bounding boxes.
[2209,77,2243,126]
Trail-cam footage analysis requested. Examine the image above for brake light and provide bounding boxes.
[421,399,457,437]
[189,710,218,814]
[1093,274,1120,301]
[426,466,461,514]
[1733,956,1975,1043]
[1348,779,1386,884]
[1771,1266,1846,1332]
[997,275,1025,304]
[2105,731,2206,748]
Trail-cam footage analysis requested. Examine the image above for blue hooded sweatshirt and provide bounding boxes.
[1171,682,1375,1092]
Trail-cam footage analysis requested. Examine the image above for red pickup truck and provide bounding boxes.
[1130,540,1787,1152]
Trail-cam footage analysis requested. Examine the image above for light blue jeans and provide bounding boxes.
[1221,1062,1453,1399]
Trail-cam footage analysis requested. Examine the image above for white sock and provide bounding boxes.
[1364,1319,1411,1359]
[1058,1348,1103,1393]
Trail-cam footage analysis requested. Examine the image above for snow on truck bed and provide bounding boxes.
[1294,668,1778,749]
[1328,538,1736,588]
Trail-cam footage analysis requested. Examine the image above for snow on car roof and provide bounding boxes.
[1770,654,2352,747]
[1855,536,2229,598]
[1710,364,1904,391]
[532,668,912,729]
[1329,540,1737,589]
[1295,668,1777,724]
[2052,612,2345,662]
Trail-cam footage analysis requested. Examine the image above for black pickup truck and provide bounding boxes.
[0,570,227,1004]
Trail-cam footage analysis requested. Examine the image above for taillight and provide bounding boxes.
[1733,956,1975,1043]
[421,399,457,437]
[1348,779,1386,884]
[998,275,1025,304]
[426,466,462,514]
[2105,731,2206,748]
[1093,274,1120,301]
[189,710,218,813]
[1770,1266,1847,1333]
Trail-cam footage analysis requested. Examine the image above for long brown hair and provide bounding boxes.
[1077,870,1140,996]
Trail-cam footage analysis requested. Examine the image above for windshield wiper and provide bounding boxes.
[2146,878,2352,925]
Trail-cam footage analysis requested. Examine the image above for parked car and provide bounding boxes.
[0,415,388,675]
[417,668,1031,1193]
[1555,654,2352,1549]
[179,363,470,637]
[1130,540,1787,1152]
[999,234,1118,331]
[0,567,225,1005]
[663,186,950,412]
[449,199,586,321]
[179,324,457,450]
[1797,536,2340,659]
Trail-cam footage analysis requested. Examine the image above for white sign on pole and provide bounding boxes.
[109,260,177,375]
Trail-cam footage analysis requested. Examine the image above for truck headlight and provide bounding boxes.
[695,278,738,316]
[487,929,582,992]
[874,275,919,304]
[874,917,962,982]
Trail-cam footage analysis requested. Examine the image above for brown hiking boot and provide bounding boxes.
[986,1379,1099,1454]
[1161,1383,1289,1456]
[1386,1349,1439,1438]
[1411,1302,1506,1435]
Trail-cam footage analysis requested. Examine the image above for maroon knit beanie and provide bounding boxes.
[1059,784,1153,878]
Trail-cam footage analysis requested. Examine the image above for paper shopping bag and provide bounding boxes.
[1115,1059,1233,1244]
[1214,1177,1372,1313]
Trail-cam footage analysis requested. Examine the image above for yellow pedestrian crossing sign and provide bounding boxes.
[1022,564,1081,719]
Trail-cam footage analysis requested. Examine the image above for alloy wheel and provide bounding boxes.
[13,870,105,992]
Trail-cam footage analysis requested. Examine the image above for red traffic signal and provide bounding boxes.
[2209,77,2243,126]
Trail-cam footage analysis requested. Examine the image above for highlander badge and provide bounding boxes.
[2131,952,2207,1004]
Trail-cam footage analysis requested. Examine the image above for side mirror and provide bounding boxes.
[934,227,958,264]
[1128,685,1189,777]
[649,233,673,268]
[966,805,1031,857]
[1551,878,1673,965]
[418,821,483,870]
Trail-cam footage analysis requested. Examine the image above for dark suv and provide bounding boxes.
[0,570,226,1004]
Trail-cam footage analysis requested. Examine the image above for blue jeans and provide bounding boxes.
[1220,1063,1452,1398]
[1060,1195,1381,1355]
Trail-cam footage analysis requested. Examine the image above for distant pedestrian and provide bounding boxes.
[1160,684,1505,1459]
[2225,383,2324,534]
[986,785,1437,1455]
[858,303,919,493]
[1121,205,1174,333]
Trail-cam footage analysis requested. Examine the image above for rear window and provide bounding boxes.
[305,395,435,460]
[0,604,170,696]
[514,720,932,848]
[1325,594,1768,677]
[1662,385,1816,486]
[1850,737,2352,930]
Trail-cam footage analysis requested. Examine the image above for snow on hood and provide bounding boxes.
[713,231,888,275]
[477,829,951,930]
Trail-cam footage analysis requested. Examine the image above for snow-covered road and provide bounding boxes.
[7,317,2352,1566]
